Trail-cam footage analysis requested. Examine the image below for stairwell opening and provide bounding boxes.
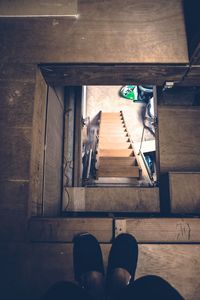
[61,85,160,214]
[32,70,160,216]
[80,86,158,188]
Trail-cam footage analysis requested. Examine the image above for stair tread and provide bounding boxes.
[100,137,129,143]
[98,166,140,177]
[99,149,134,157]
[99,142,131,149]
[99,157,136,166]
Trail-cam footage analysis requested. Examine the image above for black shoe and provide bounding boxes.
[107,233,138,295]
[73,233,104,284]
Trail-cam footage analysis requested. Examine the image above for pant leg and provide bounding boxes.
[116,275,184,300]
[42,281,93,300]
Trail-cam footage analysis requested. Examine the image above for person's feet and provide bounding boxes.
[73,233,105,299]
[73,232,138,300]
[106,233,138,298]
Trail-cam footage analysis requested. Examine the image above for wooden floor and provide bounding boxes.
[25,217,200,300]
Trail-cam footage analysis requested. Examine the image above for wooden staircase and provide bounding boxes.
[96,112,140,180]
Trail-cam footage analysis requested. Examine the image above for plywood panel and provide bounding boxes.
[169,172,200,214]
[29,218,113,243]
[158,106,200,174]
[43,87,64,216]
[63,187,160,212]
[115,218,200,243]
[0,0,77,16]
[0,0,188,64]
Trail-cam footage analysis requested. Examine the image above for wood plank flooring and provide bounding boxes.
[25,216,200,300]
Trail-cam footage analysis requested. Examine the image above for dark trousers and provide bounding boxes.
[43,275,184,300]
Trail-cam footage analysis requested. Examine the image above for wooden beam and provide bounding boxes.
[63,187,160,212]
[28,218,113,243]
[115,218,200,243]
[41,64,188,86]
[29,216,200,244]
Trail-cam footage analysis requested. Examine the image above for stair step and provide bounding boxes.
[99,133,128,138]
[100,126,127,134]
[99,142,131,149]
[101,112,121,117]
[100,125,125,130]
[99,149,134,157]
[99,157,136,166]
[100,137,129,143]
[100,119,124,123]
[98,165,140,177]
[101,118,123,123]
[94,177,139,186]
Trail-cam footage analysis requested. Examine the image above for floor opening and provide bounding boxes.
[81,85,157,187]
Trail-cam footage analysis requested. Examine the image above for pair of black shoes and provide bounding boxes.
[73,233,138,299]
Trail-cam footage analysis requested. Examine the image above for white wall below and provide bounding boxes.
[86,86,154,143]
